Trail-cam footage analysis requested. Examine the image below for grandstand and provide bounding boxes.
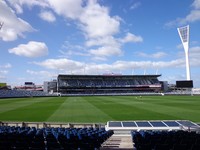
[0,89,49,98]
[14,82,43,91]
[1,74,200,149]
[58,74,161,95]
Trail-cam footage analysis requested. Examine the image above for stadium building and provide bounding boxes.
[43,80,57,93]
[57,74,162,95]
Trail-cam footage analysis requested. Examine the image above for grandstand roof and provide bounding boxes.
[58,74,161,79]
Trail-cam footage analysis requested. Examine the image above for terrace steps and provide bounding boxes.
[101,134,133,150]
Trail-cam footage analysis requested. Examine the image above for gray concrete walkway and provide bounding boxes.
[100,134,134,150]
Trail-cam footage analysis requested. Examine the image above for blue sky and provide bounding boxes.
[0,0,200,87]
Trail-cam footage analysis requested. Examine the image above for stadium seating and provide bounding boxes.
[131,130,200,150]
[59,78,160,88]
[58,75,161,95]
[0,89,49,98]
[0,125,113,150]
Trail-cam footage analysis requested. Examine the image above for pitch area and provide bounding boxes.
[0,95,199,123]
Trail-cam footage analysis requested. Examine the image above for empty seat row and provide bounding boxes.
[131,130,200,150]
[0,126,113,150]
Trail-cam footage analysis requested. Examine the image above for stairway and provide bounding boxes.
[100,134,134,150]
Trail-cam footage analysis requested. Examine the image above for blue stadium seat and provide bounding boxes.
[131,130,200,150]
[0,125,113,150]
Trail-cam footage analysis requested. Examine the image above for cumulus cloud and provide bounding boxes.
[86,36,116,47]
[84,32,143,60]
[3,0,143,60]
[34,57,187,75]
[86,37,121,60]
[6,0,49,14]
[39,10,56,22]
[48,0,83,19]
[0,1,35,41]
[33,58,84,71]
[165,0,200,27]
[89,46,123,58]
[26,70,53,77]
[136,52,167,59]
[47,0,120,38]
[48,0,123,60]
[120,32,143,43]
[8,41,48,57]
[79,1,120,38]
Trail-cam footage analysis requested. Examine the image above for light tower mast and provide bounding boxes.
[177,25,191,80]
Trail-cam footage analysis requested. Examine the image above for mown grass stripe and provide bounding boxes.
[104,96,200,122]
[47,97,113,123]
[86,96,180,121]
[0,97,65,122]
[0,97,55,113]
[0,96,200,123]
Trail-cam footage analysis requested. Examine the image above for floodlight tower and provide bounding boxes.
[177,25,191,80]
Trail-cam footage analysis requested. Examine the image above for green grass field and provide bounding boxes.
[0,95,200,123]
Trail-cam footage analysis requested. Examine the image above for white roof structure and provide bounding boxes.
[105,120,200,132]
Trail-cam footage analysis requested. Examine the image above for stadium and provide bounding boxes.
[1,71,200,149]
[1,1,200,149]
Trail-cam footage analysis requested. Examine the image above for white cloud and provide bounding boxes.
[130,2,141,10]
[0,63,12,68]
[0,63,11,81]
[26,70,53,77]
[47,0,83,19]
[165,0,200,27]
[9,41,48,57]
[6,0,49,14]
[34,57,187,75]
[39,10,56,22]
[0,69,8,80]
[189,46,200,66]
[3,0,143,60]
[89,45,123,58]
[0,1,35,41]
[86,36,123,60]
[120,32,143,43]
[47,0,120,38]
[192,0,200,9]
[85,33,143,60]
[173,45,200,67]
[33,58,84,71]
[113,59,185,70]
[79,1,120,38]
[86,36,119,47]
[0,70,8,74]
[136,52,167,59]
[184,9,200,23]
[0,75,6,82]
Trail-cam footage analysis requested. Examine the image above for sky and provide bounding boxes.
[0,0,200,88]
